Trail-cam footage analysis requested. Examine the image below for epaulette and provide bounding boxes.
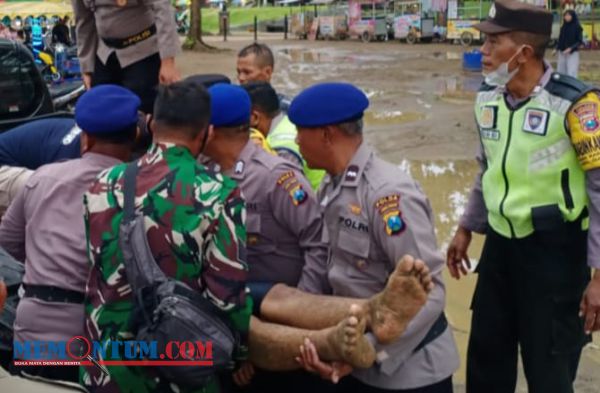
[545,73,596,103]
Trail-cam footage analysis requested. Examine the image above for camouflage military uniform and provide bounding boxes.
[82,142,252,393]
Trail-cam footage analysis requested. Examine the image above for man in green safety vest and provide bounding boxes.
[237,44,325,190]
[446,1,600,392]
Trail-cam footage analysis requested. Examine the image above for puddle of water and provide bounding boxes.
[277,46,421,65]
[364,110,426,126]
[436,74,483,103]
[395,159,482,382]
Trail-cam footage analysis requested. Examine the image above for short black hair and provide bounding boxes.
[337,119,363,136]
[238,43,275,69]
[242,81,280,117]
[153,80,211,139]
[94,126,137,144]
[509,31,549,59]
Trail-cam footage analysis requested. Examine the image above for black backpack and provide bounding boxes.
[119,161,238,388]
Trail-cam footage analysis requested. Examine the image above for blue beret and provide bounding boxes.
[288,83,369,128]
[208,83,251,128]
[75,85,140,135]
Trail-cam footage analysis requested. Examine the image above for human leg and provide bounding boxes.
[466,231,519,393]
[121,53,160,114]
[260,255,432,345]
[248,304,375,371]
[517,226,590,393]
[566,51,580,78]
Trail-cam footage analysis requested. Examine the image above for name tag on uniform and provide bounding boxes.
[523,109,549,136]
[480,129,500,140]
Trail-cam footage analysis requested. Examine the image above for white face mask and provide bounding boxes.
[482,46,524,87]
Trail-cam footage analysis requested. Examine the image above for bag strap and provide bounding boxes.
[120,161,169,289]
[122,160,139,224]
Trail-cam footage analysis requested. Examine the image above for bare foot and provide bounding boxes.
[326,304,375,368]
[366,255,431,344]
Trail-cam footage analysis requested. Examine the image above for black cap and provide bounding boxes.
[474,0,553,36]
[184,74,231,88]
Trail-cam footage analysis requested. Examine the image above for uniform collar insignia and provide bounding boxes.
[234,160,245,174]
[342,143,372,186]
[345,165,359,182]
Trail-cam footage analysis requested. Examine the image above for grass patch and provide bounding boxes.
[201,6,306,34]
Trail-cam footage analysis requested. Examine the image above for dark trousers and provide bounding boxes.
[334,376,453,393]
[92,52,160,114]
[467,227,591,393]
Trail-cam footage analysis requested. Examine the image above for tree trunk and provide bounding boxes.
[183,0,216,51]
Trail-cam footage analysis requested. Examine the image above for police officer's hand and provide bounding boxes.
[232,360,255,387]
[83,73,92,90]
[580,271,600,333]
[159,58,180,85]
[446,226,472,280]
[296,338,353,384]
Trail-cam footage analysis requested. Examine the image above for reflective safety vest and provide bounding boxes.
[250,128,276,155]
[267,115,325,191]
[476,74,593,238]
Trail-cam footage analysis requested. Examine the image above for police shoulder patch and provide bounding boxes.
[573,100,600,133]
[568,92,600,171]
[375,194,405,236]
[276,170,307,206]
[277,170,296,186]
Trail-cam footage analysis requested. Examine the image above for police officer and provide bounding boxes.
[0,118,81,170]
[446,1,600,392]
[185,74,276,154]
[202,83,332,393]
[72,0,180,113]
[237,43,325,191]
[0,85,141,382]
[203,83,329,297]
[289,82,460,393]
[0,118,79,217]
[0,115,149,217]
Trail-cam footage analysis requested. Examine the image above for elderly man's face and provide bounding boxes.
[237,54,272,85]
[480,33,521,74]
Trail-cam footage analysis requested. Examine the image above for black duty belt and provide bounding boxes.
[23,284,84,304]
[413,313,448,353]
[102,24,157,49]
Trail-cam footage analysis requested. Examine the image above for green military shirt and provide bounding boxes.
[81,143,252,393]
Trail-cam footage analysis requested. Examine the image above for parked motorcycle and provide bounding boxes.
[0,38,84,133]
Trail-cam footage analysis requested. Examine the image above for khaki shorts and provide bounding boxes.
[0,166,33,217]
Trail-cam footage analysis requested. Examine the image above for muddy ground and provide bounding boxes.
[179,34,600,392]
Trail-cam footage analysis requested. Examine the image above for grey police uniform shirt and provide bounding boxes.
[206,140,330,292]
[0,153,122,345]
[72,0,180,73]
[309,142,459,389]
